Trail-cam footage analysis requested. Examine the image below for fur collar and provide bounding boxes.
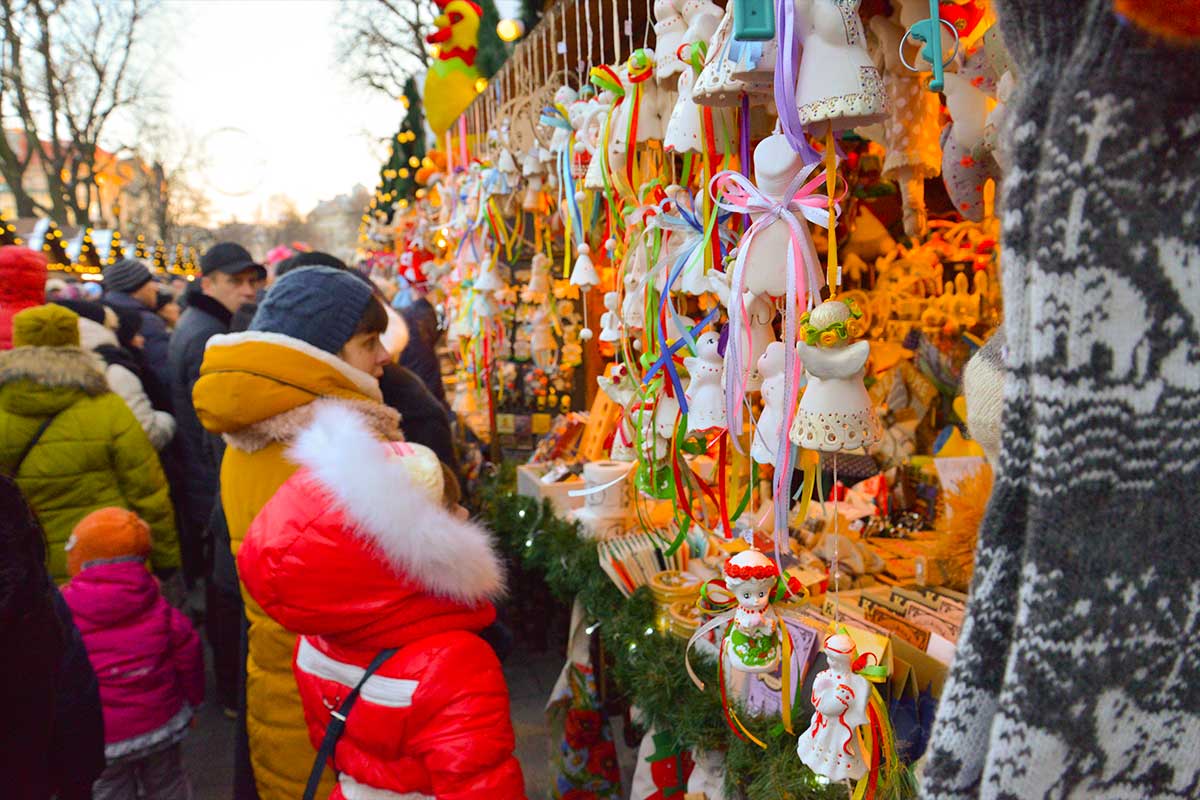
[289,403,505,604]
[0,346,108,395]
[185,291,233,327]
[223,396,400,453]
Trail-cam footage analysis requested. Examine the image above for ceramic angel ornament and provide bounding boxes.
[598,291,623,343]
[530,308,556,369]
[723,550,781,673]
[794,0,887,133]
[743,135,816,298]
[683,332,726,433]
[789,298,883,452]
[523,252,552,303]
[751,342,787,466]
[796,633,869,782]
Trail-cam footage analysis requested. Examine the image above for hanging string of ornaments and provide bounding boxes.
[392,0,1008,795]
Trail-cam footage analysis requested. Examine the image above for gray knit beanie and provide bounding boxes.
[250,266,373,354]
[102,258,153,294]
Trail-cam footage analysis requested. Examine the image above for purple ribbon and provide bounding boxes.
[773,0,820,164]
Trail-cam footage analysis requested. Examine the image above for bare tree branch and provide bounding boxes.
[334,0,435,100]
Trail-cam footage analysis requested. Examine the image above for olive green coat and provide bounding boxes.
[0,346,179,581]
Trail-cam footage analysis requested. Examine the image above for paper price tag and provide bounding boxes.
[556,40,566,54]
[624,19,632,37]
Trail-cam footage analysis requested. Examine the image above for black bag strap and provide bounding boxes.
[6,410,64,478]
[303,646,399,800]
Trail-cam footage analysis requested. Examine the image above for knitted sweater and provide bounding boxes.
[922,2,1200,798]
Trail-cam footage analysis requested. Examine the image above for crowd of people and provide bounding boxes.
[0,242,524,800]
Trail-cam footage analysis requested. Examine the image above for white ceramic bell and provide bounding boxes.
[743,135,811,298]
[750,342,786,466]
[622,248,648,332]
[788,299,883,452]
[497,149,520,184]
[793,0,887,134]
[683,331,726,433]
[569,243,600,289]
[796,633,869,781]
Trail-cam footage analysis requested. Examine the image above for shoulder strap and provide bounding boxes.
[303,646,400,800]
[7,410,65,478]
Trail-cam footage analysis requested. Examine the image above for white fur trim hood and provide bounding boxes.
[288,403,505,604]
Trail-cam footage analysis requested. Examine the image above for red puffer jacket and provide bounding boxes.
[239,404,526,800]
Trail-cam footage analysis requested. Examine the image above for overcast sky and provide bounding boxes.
[162,0,523,223]
[157,0,501,224]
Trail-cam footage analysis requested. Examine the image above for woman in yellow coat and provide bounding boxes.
[194,267,400,800]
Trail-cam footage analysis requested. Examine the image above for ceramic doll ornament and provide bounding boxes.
[598,291,623,343]
[796,633,869,782]
[474,256,505,293]
[523,252,552,302]
[793,0,887,133]
[789,299,883,451]
[683,332,726,433]
[723,549,781,673]
[623,238,649,334]
[751,342,787,466]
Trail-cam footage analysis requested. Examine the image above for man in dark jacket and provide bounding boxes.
[168,243,263,563]
[103,258,173,394]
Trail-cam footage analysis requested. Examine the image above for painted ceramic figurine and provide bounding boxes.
[794,0,887,133]
[751,342,787,466]
[683,331,726,433]
[598,291,623,343]
[744,292,776,391]
[723,549,781,673]
[796,632,869,782]
[789,298,883,451]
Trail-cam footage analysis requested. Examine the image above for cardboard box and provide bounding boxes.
[515,464,585,517]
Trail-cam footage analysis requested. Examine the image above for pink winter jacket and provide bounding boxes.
[62,560,204,750]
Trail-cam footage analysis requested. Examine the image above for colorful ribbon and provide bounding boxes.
[710,164,842,543]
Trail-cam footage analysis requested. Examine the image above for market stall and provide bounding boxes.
[365,1,1006,796]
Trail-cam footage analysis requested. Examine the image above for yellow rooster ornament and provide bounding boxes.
[424,0,484,135]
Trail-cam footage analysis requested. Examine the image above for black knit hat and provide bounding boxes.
[102,258,153,294]
[105,304,143,349]
[274,251,348,278]
[51,298,107,326]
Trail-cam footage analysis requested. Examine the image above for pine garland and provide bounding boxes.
[479,467,894,800]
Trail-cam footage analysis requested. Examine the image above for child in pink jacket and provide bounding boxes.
[62,508,204,800]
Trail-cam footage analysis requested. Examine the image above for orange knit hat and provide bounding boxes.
[66,507,151,577]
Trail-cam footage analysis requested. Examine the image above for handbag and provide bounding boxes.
[303,646,399,800]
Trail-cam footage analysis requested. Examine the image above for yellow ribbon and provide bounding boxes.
[824,127,839,296]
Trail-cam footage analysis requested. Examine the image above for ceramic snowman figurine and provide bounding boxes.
[796,633,869,782]
[683,332,726,433]
[549,86,579,154]
[750,342,787,466]
[744,292,776,391]
[789,298,883,452]
[622,236,649,334]
[582,86,615,191]
[743,135,814,298]
[598,291,623,343]
[723,549,781,673]
[794,0,887,134]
